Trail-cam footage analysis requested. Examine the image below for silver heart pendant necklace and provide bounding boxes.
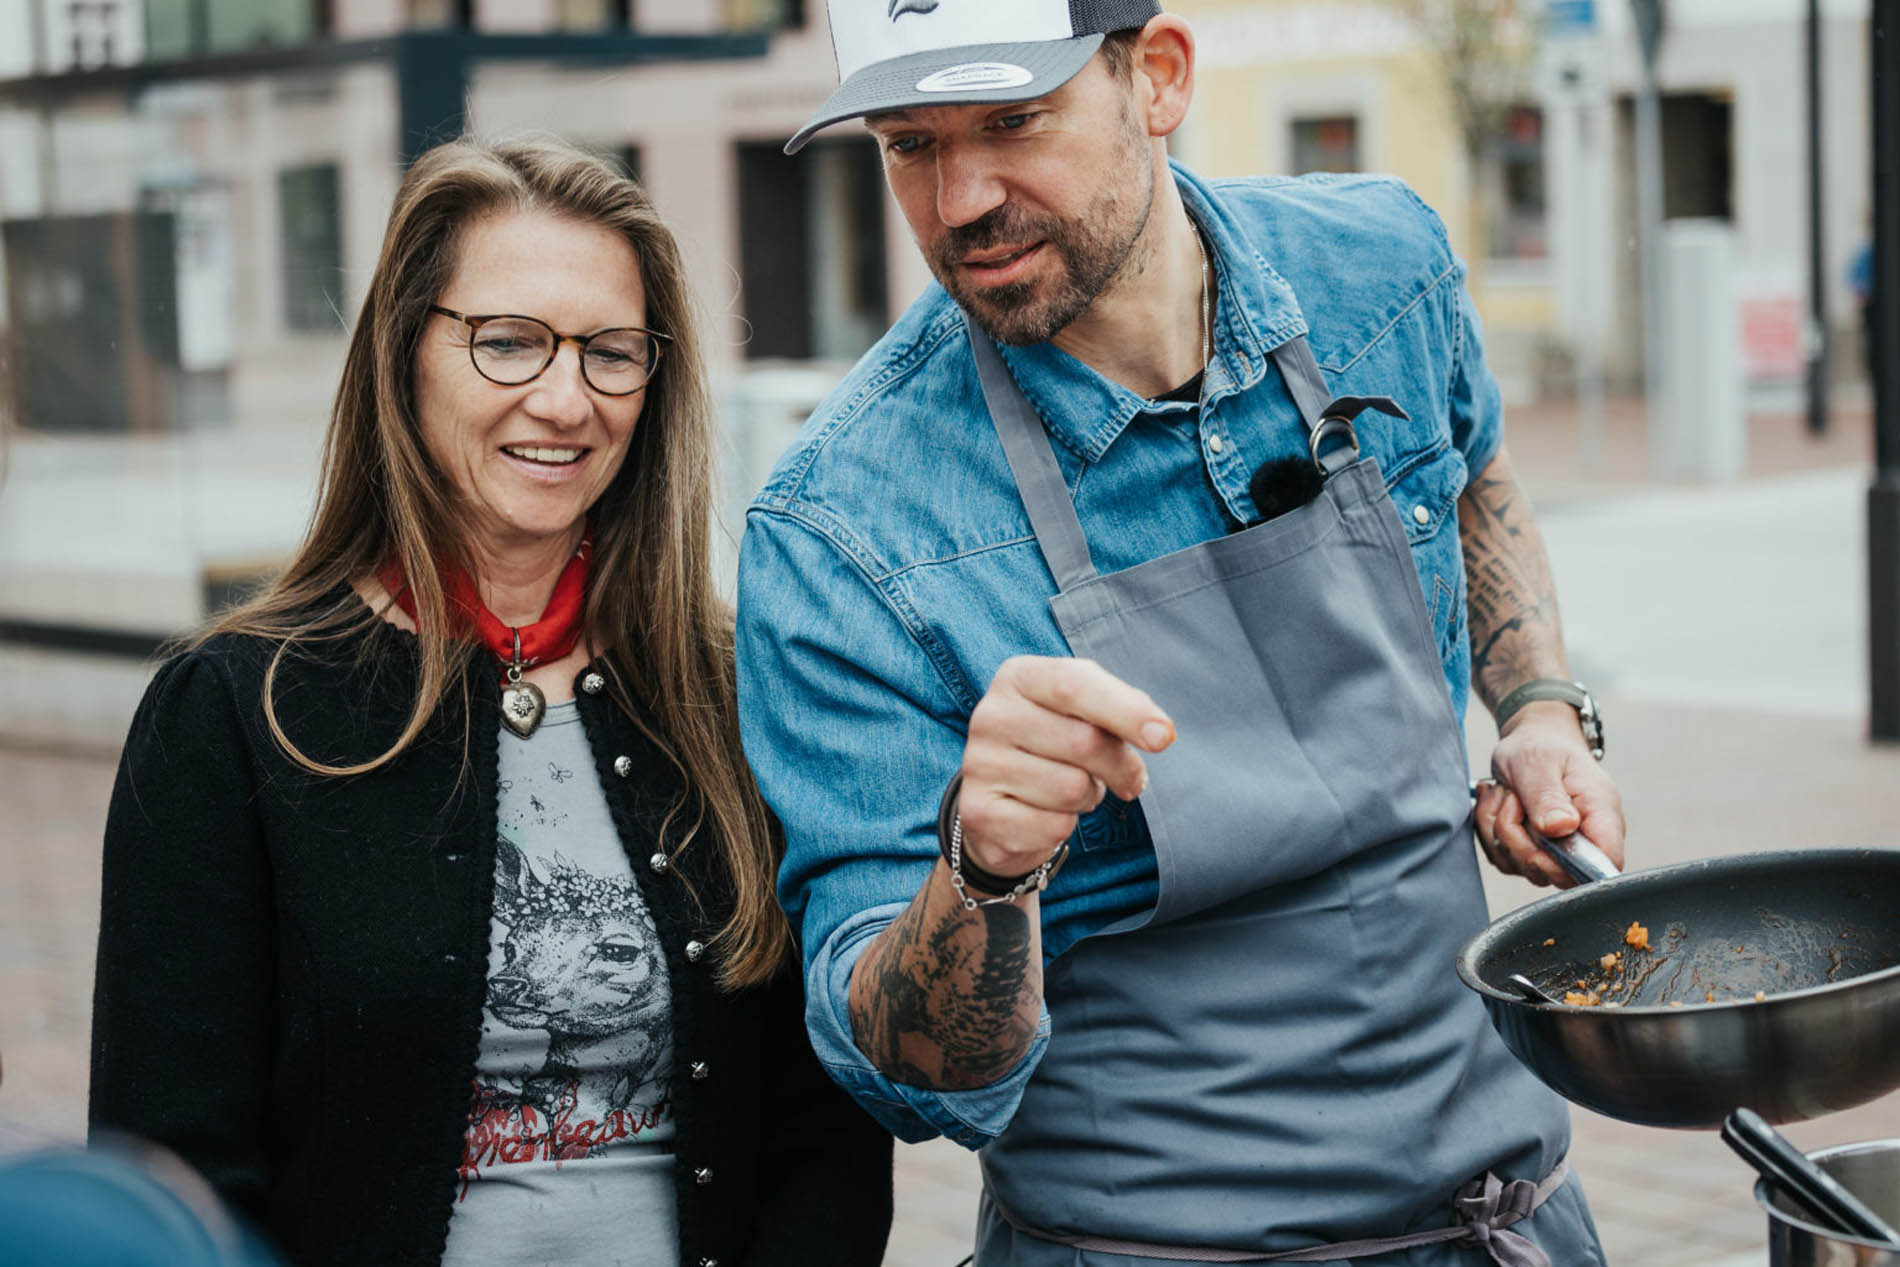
[498,628,546,738]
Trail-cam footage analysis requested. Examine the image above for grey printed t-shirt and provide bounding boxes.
[441,699,679,1267]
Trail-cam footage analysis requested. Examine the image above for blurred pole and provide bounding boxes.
[31,0,57,218]
[1572,68,1607,474]
[1871,0,1900,741]
[1807,0,1830,436]
[1632,0,1667,426]
[27,0,44,72]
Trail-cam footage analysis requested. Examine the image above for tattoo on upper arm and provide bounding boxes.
[850,880,1040,1090]
[1460,466,1566,707]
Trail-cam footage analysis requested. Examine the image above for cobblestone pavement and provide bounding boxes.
[5,401,1898,1265]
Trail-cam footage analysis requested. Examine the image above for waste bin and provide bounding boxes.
[1653,218,1746,482]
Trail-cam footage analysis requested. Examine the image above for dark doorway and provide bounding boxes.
[3,212,178,434]
[736,137,888,361]
[1610,89,1736,382]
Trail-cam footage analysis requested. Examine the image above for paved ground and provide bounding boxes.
[3,396,1897,1264]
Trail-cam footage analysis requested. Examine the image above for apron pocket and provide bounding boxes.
[1075,794,1147,853]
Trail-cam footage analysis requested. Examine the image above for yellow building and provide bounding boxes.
[1170,0,1560,404]
[1169,0,1877,408]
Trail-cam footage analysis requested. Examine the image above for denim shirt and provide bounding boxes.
[735,163,1504,1148]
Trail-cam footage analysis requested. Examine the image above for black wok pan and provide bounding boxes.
[1456,845,1900,1128]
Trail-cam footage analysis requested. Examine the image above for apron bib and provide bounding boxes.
[961,321,1597,1267]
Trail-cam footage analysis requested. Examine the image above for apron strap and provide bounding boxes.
[1269,334,1332,433]
[966,321,1100,591]
[986,1160,1571,1267]
[965,312,1382,592]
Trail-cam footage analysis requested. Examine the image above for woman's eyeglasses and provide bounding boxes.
[430,305,672,396]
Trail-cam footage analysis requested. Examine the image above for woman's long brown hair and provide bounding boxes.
[204,136,787,989]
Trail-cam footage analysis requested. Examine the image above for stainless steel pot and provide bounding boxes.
[1759,1139,1900,1265]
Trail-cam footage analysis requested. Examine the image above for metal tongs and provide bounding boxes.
[1721,1108,1900,1247]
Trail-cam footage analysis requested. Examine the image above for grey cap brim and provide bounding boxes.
[784,34,1103,155]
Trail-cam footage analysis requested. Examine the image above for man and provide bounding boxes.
[736,4,1625,1263]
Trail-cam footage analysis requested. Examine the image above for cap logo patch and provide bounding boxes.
[888,0,940,17]
[915,62,1036,93]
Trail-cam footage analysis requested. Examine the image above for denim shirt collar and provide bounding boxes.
[992,161,1311,464]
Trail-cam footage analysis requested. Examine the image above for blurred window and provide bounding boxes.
[279,164,346,332]
[1,210,179,434]
[1484,104,1547,262]
[556,0,618,29]
[145,0,322,60]
[724,0,805,32]
[406,0,470,29]
[736,137,887,362]
[1289,116,1360,175]
[1612,91,1733,223]
[49,0,133,71]
[1661,92,1733,221]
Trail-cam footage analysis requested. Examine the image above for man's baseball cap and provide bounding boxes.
[785,0,1162,154]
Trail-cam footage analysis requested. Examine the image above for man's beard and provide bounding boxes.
[928,119,1155,346]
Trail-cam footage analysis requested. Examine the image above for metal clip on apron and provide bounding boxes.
[963,320,1588,1267]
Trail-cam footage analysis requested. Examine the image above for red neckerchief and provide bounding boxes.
[378,535,592,675]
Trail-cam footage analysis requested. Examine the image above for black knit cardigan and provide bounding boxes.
[89,616,892,1267]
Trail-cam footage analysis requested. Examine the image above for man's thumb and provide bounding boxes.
[1532,789,1581,834]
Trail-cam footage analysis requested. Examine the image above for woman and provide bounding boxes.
[90,137,892,1267]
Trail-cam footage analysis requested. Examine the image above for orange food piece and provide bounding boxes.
[1543,938,1556,947]
[1564,990,1601,1007]
[1624,922,1650,951]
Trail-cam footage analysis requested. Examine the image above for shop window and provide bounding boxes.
[556,0,618,29]
[736,137,886,361]
[145,0,322,59]
[724,0,804,32]
[279,163,345,332]
[1289,115,1361,175]
[1484,104,1547,261]
[406,0,471,29]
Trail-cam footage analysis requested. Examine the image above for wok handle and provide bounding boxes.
[1469,779,1620,884]
[1528,827,1621,885]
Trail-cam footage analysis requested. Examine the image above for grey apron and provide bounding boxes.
[963,322,1599,1267]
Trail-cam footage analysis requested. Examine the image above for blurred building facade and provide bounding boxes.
[0,0,1879,748]
[1173,0,1874,407]
[0,0,935,746]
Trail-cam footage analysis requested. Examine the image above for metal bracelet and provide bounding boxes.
[947,811,1068,911]
[1494,677,1606,761]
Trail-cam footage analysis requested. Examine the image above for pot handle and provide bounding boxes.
[1529,828,1621,885]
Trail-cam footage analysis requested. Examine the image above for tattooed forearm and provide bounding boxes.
[847,865,1042,1090]
[1458,447,1570,712]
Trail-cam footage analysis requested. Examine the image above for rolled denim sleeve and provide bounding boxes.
[1448,271,1505,478]
[805,903,1051,1146]
[735,505,1049,1148]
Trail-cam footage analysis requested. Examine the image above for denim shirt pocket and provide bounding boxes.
[1385,442,1470,660]
[1075,793,1148,853]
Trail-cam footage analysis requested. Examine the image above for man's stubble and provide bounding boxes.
[928,103,1157,347]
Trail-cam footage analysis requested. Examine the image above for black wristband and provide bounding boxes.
[936,773,1049,896]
